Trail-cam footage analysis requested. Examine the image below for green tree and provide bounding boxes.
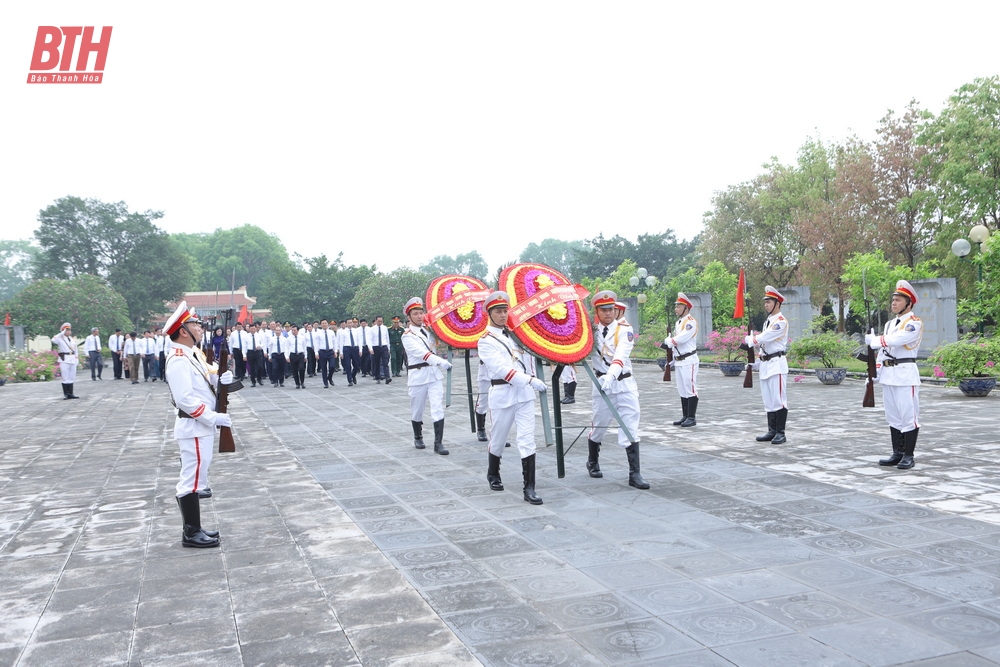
[1,274,132,338]
[107,232,192,326]
[571,231,696,281]
[349,268,434,321]
[663,261,740,331]
[419,251,489,281]
[260,253,375,322]
[700,158,807,297]
[179,225,291,296]
[0,240,38,302]
[518,238,587,279]
[920,77,1000,235]
[840,250,937,333]
[958,232,1000,331]
[33,197,165,280]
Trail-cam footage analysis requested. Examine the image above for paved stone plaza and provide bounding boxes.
[2,363,1000,666]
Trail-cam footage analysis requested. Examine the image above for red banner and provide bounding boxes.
[507,284,590,329]
[734,267,746,319]
[426,288,490,324]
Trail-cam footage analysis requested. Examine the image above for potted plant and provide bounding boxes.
[788,332,858,385]
[929,335,998,396]
[707,326,749,376]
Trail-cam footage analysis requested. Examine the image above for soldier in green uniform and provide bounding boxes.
[389,315,405,377]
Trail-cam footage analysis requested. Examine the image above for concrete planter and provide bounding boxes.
[958,377,996,397]
[717,361,745,377]
[815,367,847,385]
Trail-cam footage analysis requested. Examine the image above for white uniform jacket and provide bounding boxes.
[591,319,638,395]
[876,314,922,386]
[478,326,536,409]
[667,315,699,366]
[52,332,80,363]
[165,345,224,439]
[751,313,789,380]
[401,325,445,385]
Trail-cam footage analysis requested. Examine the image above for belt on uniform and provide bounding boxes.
[760,351,786,362]
[407,362,429,370]
[178,410,193,419]
[883,357,917,367]
[491,379,508,386]
[675,351,696,361]
[595,372,632,380]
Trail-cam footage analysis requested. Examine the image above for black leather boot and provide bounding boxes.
[177,495,219,538]
[680,396,697,427]
[433,419,448,455]
[879,427,904,466]
[898,428,918,469]
[412,421,425,449]
[177,493,220,548]
[586,440,602,478]
[771,408,788,445]
[66,383,79,399]
[771,408,788,444]
[476,412,488,442]
[756,412,776,441]
[62,383,70,399]
[521,454,543,504]
[625,443,649,489]
[487,453,504,490]
[560,381,576,404]
[672,397,689,426]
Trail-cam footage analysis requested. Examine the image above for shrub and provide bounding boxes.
[788,332,858,368]
[1,349,61,383]
[928,335,999,385]
[706,326,747,362]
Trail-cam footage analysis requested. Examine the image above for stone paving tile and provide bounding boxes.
[4,365,1000,664]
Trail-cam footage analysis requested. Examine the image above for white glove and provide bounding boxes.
[440,360,453,371]
[530,378,546,392]
[864,329,877,347]
[744,335,755,347]
[220,371,234,385]
[668,361,676,369]
[215,413,232,428]
[599,375,614,393]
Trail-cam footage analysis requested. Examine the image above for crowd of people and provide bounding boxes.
[53,279,925,548]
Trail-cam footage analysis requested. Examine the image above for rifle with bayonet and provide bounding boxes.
[860,269,876,408]
[216,308,242,452]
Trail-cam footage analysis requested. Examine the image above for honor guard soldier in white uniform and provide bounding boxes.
[746,286,790,444]
[587,292,648,488]
[865,280,923,469]
[478,291,547,504]
[164,301,233,548]
[560,364,578,404]
[401,298,451,454]
[52,323,80,399]
[665,292,699,426]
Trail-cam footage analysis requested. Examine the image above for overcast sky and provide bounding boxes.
[3,2,998,277]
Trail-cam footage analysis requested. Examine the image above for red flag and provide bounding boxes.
[733,268,746,319]
[3,312,9,326]
[237,305,249,324]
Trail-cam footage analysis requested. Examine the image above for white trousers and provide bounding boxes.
[883,384,920,433]
[760,373,787,412]
[409,381,444,423]
[488,400,536,458]
[674,364,698,399]
[59,360,77,384]
[176,435,213,497]
[475,378,490,415]
[589,388,640,448]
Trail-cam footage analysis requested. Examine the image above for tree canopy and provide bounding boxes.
[349,268,434,322]
[2,274,132,338]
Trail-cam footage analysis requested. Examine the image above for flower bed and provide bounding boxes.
[1,350,61,383]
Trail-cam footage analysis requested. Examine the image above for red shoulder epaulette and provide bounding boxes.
[174,348,184,356]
